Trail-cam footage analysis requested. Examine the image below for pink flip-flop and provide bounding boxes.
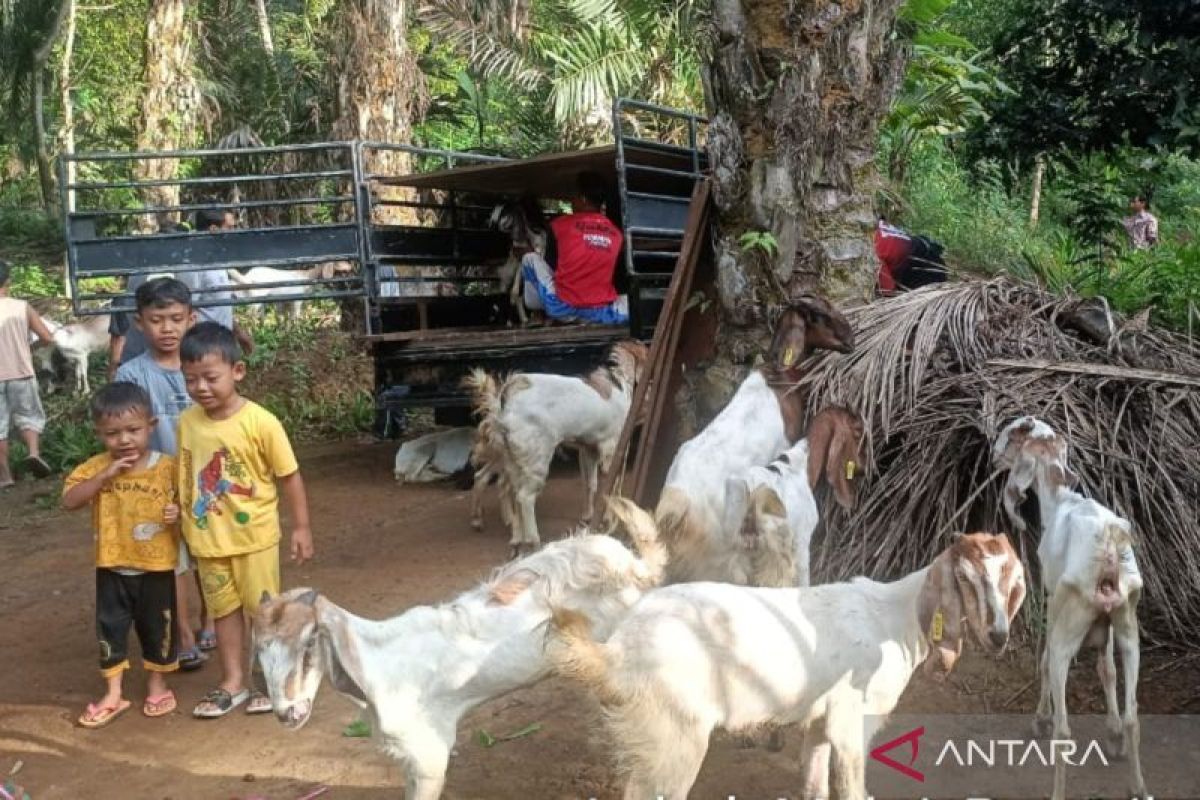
[78,698,132,728]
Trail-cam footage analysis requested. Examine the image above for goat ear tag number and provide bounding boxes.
[930,609,945,642]
[846,460,857,480]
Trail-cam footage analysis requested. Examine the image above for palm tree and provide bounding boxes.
[420,0,706,146]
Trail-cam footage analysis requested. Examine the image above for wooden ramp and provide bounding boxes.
[602,180,719,508]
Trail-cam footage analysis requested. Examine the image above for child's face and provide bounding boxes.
[95,408,156,462]
[135,301,195,355]
[182,353,246,412]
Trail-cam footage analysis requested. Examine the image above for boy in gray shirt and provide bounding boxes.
[114,277,215,668]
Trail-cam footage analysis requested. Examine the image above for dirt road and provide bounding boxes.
[2,440,1196,799]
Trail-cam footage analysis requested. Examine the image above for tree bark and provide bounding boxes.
[704,0,908,367]
[57,0,78,213]
[133,0,201,231]
[1029,152,1045,226]
[30,0,72,214]
[254,0,274,56]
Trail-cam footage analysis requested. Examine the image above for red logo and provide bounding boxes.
[870,726,926,782]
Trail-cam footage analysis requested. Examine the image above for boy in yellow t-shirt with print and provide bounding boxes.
[63,382,181,728]
[177,322,313,719]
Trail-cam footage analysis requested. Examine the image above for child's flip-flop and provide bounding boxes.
[22,456,52,479]
[193,688,249,718]
[78,698,132,728]
[143,690,177,718]
[246,690,273,715]
[196,629,217,651]
[179,646,207,672]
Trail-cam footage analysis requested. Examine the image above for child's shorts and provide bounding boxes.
[96,568,179,676]
[0,377,46,438]
[196,545,280,619]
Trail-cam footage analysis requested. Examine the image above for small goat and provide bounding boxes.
[227,261,354,318]
[490,195,548,326]
[550,532,1026,800]
[656,294,854,584]
[723,406,865,587]
[393,428,475,484]
[464,339,649,557]
[994,416,1146,800]
[254,499,665,800]
[36,313,110,395]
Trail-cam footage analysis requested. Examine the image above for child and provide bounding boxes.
[63,382,181,727]
[177,321,313,718]
[114,277,215,671]
[0,258,57,487]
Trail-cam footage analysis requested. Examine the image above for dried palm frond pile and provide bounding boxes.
[799,278,1200,648]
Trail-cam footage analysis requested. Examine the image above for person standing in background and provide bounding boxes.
[1122,192,1159,250]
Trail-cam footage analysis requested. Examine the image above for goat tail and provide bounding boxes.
[606,497,667,586]
[463,368,501,419]
[547,608,621,704]
[654,487,704,550]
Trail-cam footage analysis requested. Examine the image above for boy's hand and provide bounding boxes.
[290,525,314,565]
[101,454,139,481]
[163,503,180,525]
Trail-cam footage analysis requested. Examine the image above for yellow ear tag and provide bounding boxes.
[782,346,795,367]
[845,460,857,481]
[930,609,945,642]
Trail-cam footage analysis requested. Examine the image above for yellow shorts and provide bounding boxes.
[196,545,280,619]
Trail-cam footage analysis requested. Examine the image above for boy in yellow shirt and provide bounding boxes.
[177,322,313,718]
[63,382,181,728]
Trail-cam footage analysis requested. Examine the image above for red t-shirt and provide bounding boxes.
[874,221,913,293]
[550,212,623,307]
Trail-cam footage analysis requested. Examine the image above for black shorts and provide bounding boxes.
[96,568,178,675]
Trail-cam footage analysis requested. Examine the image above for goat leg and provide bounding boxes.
[509,258,527,327]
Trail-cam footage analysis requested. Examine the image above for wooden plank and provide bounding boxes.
[365,323,625,345]
[987,359,1200,389]
[600,180,717,508]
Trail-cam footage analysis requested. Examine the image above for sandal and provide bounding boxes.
[246,690,273,715]
[143,690,177,718]
[193,687,249,719]
[179,646,207,672]
[196,629,217,651]
[78,698,132,728]
[22,456,52,479]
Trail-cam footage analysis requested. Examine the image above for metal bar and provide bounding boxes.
[69,169,353,192]
[71,222,356,246]
[69,195,355,218]
[626,190,693,204]
[76,254,360,279]
[613,98,636,338]
[75,278,360,301]
[615,97,708,123]
[624,163,703,180]
[64,141,354,162]
[75,288,365,314]
[627,226,686,238]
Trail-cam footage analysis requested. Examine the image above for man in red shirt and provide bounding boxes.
[522,172,628,324]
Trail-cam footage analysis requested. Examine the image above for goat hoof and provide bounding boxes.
[1031,716,1054,738]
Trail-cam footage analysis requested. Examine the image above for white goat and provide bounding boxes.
[226,261,354,318]
[393,427,474,483]
[36,313,110,394]
[993,416,1146,800]
[656,295,855,584]
[253,499,665,800]
[550,532,1026,800]
[464,339,649,557]
[490,197,548,327]
[722,406,865,588]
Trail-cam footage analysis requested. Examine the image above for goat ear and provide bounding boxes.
[824,420,855,511]
[488,568,539,606]
[752,485,787,521]
[917,549,965,679]
[721,476,753,541]
[1006,561,1027,624]
[1000,449,1037,534]
[768,310,806,369]
[806,414,833,490]
[316,601,368,704]
[296,589,318,607]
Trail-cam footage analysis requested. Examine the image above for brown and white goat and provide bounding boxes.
[490,195,548,326]
[253,498,664,800]
[465,339,649,557]
[656,293,855,584]
[549,532,1026,800]
[994,416,1146,800]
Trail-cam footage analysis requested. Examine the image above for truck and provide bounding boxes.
[61,99,708,435]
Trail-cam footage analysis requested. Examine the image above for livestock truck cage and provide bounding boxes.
[61,99,708,433]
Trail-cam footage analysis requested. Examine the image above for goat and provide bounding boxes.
[253,498,665,800]
[490,195,548,327]
[722,406,865,588]
[226,261,354,318]
[464,338,649,558]
[393,428,475,484]
[656,294,855,584]
[35,314,110,395]
[550,532,1026,800]
[993,416,1146,800]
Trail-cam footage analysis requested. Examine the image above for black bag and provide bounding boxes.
[896,234,948,289]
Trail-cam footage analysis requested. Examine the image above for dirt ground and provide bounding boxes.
[2,440,1198,800]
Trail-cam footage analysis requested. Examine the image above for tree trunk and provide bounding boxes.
[133,0,201,231]
[253,0,274,56]
[1029,153,1045,227]
[704,0,908,366]
[30,0,72,214]
[58,0,78,213]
